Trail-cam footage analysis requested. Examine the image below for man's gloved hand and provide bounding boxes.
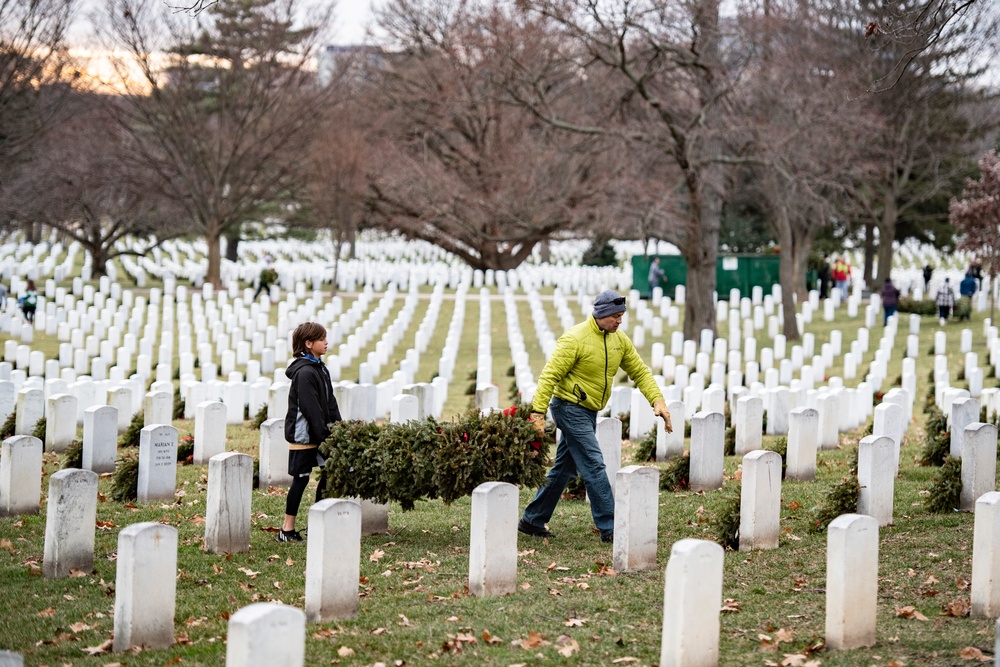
[653,399,672,433]
[529,412,547,439]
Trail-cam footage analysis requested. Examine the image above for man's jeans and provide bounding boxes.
[521,398,614,535]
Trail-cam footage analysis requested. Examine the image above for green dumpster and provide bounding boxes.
[632,254,784,298]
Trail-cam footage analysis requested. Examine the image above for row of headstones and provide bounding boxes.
[12,456,1000,665]
[5,276,469,421]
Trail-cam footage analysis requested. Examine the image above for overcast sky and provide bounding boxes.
[333,0,376,44]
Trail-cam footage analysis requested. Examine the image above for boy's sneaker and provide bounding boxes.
[277,529,304,543]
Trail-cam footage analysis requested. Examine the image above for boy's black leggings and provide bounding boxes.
[285,473,310,517]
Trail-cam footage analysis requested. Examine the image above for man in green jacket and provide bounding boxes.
[519,289,672,542]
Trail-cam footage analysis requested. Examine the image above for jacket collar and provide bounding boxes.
[589,316,610,335]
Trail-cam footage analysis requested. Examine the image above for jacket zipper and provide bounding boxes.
[602,332,609,407]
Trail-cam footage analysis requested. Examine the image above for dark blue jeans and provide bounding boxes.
[883,305,896,325]
[521,398,614,535]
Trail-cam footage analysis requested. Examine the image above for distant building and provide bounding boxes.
[317,44,386,87]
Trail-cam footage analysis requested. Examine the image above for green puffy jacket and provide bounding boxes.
[531,316,663,414]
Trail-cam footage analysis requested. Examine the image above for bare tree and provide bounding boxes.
[734,0,880,339]
[362,0,611,271]
[508,0,743,339]
[950,150,1000,321]
[864,0,989,91]
[99,0,330,287]
[298,89,369,294]
[0,0,77,240]
[849,0,998,285]
[3,92,179,276]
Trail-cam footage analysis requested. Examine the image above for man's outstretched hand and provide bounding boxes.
[653,399,672,433]
[529,412,547,438]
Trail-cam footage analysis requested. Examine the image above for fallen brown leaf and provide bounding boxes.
[721,598,742,613]
[80,639,113,655]
[337,646,355,657]
[943,598,971,618]
[482,630,502,644]
[959,646,991,662]
[557,636,580,657]
[895,605,929,621]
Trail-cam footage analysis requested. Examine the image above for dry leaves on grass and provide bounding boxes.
[511,631,549,649]
[564,618,587,627]
[482,630,502,644]
[370,548,385,562]
[943,598,971,617]
[895,605,929,621]
[556,635,580,657]
[337,646,355,657]
[760,628,795,652]
[959,646,992,662]
[763,655,820,667]
[721,598,742,613]
[80,639,113,655]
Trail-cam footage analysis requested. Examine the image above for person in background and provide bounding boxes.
[923,264,933,291]
[818,260,831,299]
[0,282,7,310]
[280,322,342,543]
[959,271,977,321]
[936,277,955,326]
[19,279,37,323]
[969,260,983,290]
[647,257,665,297]
[881,277,900,326]
[831,256,851,300]
[254,255,277,301]
[519,290,671,544]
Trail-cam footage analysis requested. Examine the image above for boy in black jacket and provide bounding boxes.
[279,322,342,542]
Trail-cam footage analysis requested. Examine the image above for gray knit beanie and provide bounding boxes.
[593,290,627,318]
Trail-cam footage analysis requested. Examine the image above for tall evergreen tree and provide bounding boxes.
[103,0,329,286]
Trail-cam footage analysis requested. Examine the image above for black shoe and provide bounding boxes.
[277,529,303,543]
[518,519,555,539]
[600,531,614,543]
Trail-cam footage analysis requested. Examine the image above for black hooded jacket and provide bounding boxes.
[284,356,342,445]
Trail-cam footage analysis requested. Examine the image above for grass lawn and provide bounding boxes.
[1,279,998,666]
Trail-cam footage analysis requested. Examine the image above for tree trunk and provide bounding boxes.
[225,226,240,263]
[539,239,551,264]
[681,161,724,340]
[863,223,876,287]
[90,247,108,279]
[330,229,342,297]
[777,212,801,340]
[875,198,898,286]
[26,221,40,244]
[206,230,222,288]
